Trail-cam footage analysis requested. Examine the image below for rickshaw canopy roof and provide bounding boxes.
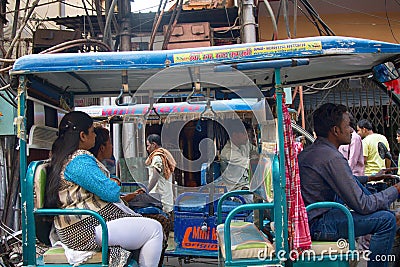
[11,36,400,96]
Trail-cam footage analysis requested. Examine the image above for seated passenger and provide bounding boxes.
[217,121,256,203]
[45,111,163,267]
[89,126,170,267]
[298,103,400,267]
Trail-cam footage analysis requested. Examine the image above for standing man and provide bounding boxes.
[338,114,364,176]
[145,134,176,215]
[299,103,400,267]
[357,119,390,175]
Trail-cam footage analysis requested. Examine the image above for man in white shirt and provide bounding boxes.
[218,122,256,198]
[145,134,176,214]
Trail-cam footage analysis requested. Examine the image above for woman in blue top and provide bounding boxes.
[45,111,163,267]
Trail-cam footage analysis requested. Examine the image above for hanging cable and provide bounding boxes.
[299,0,335,35]
[385,0,399,43]
[39,39,111,54]
[81,0,95,38]
[162,0,184,50]
[149,0,169,50]
[5,0,40,59]
[0,86,17,108]
[11,0,20,40]
[95,0,105,35]
[223,5,235,41]
[303,80,342,95]
[298,0,323,35]
[103,0,118,48]
[271,0,283,40]
[162,0,180,49]
[263,0,278,40]
[282,0,291,38]
[151,0,165,36]
[293,0,298,37]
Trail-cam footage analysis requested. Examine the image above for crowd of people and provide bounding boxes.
[298,103,400,267]
[42,104,400,267]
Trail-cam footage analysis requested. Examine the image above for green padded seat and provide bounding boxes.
[217,222,274,260]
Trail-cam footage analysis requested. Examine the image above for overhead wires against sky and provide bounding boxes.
[319,0,400,23]
[385,0,399,43]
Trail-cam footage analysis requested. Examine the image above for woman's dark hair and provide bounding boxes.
[357,119,373,131]
[89,126,110,157]
[313,103,348,138]
[147,134,161,146]
[45,111,93,208]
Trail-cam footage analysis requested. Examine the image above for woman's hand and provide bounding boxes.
[121,188,145,202]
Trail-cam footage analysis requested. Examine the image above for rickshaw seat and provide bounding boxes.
[31,161,103,265]
[216,221,274,260]
[27,160,139,267]
[216,190,356,267]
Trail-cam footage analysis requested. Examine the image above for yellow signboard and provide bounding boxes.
[173,41,322,63]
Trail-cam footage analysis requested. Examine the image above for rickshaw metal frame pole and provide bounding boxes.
[17,75,32,266]
[274,67,289,257]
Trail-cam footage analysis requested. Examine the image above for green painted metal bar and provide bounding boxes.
[17,75,31,266]
[274,68,289,256]
[25,160,43,266]
[221,203,277,266]
[216,190,254,225]
[306,202,356,250]
[36,209,109,267]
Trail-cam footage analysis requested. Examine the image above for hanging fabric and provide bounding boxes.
[282,104,312,252]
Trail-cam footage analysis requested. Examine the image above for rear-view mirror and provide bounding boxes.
[372,62,399,83]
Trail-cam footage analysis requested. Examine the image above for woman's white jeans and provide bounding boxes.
[95,217,163,267]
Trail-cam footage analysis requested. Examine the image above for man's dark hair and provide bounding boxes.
[313,103,348,138]
[357,119,373,131]
[147,134,161,146]
[89,126,110,157]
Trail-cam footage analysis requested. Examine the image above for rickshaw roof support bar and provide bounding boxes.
[67,72,92,93]
[274,67,289,257]
[18,75,30,266]
[213,58,310,72]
